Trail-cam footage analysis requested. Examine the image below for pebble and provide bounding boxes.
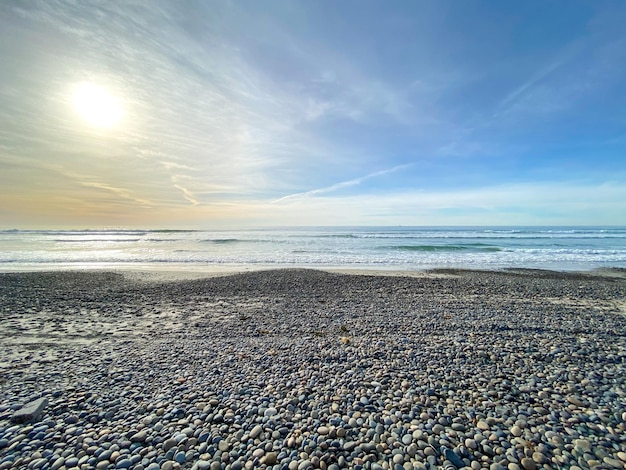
[532,452,547,464]
[0,270,625,470]
[249,425,263,439]
[130,430,147,442]
[604,457,624,468]
[477,420,490,430]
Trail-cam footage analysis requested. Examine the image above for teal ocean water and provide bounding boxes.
[1,227,625,272]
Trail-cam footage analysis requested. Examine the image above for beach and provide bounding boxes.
[1,268,625,470]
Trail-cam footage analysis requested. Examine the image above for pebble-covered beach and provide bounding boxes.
[1,268,625,470]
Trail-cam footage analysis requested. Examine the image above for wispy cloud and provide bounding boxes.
[497,57,570,112]
[272,164,413,203]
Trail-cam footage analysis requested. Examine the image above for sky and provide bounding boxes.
[1,0,625,228]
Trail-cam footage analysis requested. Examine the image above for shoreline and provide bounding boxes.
[1,268,625,470]
[1,263,625,282]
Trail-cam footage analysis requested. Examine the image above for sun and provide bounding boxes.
[72,82,123,128]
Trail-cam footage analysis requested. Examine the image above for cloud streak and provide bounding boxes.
[272,164,414,203]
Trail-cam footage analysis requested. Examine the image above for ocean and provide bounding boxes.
[1,226,625,272]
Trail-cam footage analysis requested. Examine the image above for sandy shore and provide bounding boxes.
[0,268,625,470]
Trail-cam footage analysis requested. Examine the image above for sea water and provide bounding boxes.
[1,227,625,272]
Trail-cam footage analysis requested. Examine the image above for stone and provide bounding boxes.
[317,426,329,435]
[175,451,186,463]
[130,431,147,442]
[263,452,278,465]
[163,438,178,452]
[574,439,591,452]
[250,425,263,439]
[443,448,465,468]
[520,458,536,470]
[567,396,584,407]
[477,420,490,430]
[11,397,48,423]
[532,452,547,464]
[603,457,624,468]
[510,426,522,437]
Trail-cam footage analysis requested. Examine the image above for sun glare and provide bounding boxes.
[72,82,123,128]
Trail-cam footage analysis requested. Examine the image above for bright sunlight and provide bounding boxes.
[72,82,123,128]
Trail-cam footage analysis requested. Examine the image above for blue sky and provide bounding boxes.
[1,0,625,227]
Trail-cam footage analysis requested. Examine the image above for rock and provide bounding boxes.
[317,426,329,435]
[263,452,278,465]
[64,415,79,424]
[343,441,356,452]
[50,457,65,470]
[567,396,584,407]
[174,451,186,463]
[11,397,48,423]
[250,424,263,439]
[465,438,478,449]
[603,457,624,468]
[116,458,132,468]
[442,448,464,468]
[520,458,537,470]
[510,426,522,437]
[532,452,547,464]
[574,439,591,452]
[163,438,178,452]
[477,420,490,430]
[130,430,147,442]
